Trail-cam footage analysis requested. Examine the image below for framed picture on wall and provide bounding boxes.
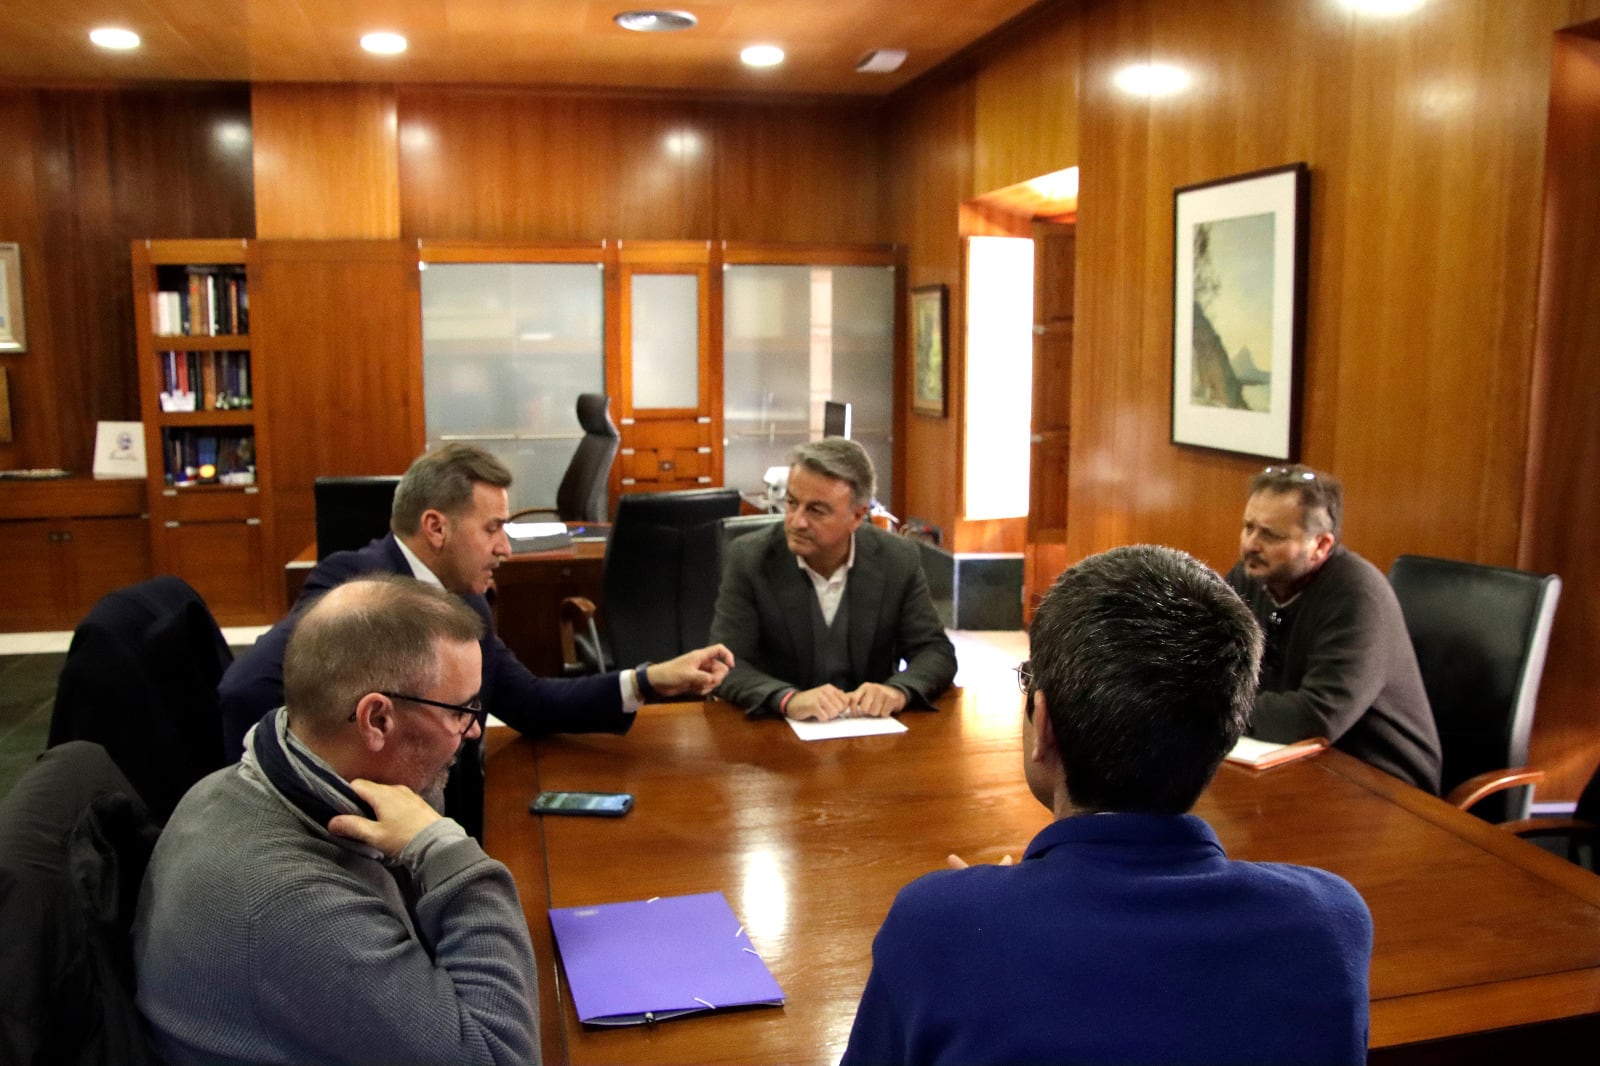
[1170,163,1309,460]
[911,284,948,417]
[0,243,26,352]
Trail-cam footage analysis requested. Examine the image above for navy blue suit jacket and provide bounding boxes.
[842,813,1372,1066]
[219,534,630,837]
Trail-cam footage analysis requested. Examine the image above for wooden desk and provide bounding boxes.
[283,535,606,677]
[484,691,1600,1065]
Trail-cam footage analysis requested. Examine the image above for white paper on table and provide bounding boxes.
[785,715,908,741]
[505,520,568,539]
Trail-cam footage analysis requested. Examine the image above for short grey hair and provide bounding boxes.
[789,438,875,509]
[391,443,513,535]
[283,575,484,737]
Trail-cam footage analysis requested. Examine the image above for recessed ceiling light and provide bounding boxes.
[89,27,141,51]
[615,10,698,32]
[856,49,907,74]
[360,32,408,56]
[741,44,785,68]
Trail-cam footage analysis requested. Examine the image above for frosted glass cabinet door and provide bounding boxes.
[722,264,894,507]
[629,273,701,410]
[420,262,605,511]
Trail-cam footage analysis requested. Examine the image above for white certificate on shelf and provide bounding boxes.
[93,420,147,479]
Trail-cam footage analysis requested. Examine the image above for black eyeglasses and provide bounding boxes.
[348,691,483,736]
[1014,660,1033,696]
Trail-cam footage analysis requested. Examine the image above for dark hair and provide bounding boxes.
[788,438,876,508]
[390,443,513,535]
[284,575,484,736]
[1028,545,1261,814]
[1247,464,1342,538]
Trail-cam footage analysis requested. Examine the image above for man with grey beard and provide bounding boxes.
[135,575,540,1065]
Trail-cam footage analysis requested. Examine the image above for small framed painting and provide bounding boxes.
[0,243,26,352]
[1171,164,1309,460]
[911,284,948,417]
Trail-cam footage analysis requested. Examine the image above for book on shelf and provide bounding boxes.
[1224,735,1328,770]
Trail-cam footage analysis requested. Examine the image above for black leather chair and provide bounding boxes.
[313,474,402,559]
[1505,760,1600,870]
[50,576,234,823]
[511,393,620,525]
[717,512,784,565]
[1387,554,1562,822]
[559,487,741,679]
[0,742,163,1065]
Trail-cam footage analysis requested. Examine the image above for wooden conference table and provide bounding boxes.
[484,689,1600,1065]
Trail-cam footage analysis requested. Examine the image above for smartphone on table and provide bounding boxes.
[529,790,634,817]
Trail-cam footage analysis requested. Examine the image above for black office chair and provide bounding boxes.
[559,488,741,682]
[0,742,163,1065]
[50,576,234,823]
[717,512,784,565]
[510,393,620,525]
[314,474,402,559]
[1387,554,1562,823]
[1502,760,1600,870]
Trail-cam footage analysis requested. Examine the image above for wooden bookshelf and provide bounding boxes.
[132,238,274,624]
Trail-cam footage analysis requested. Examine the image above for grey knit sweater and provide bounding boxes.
[133,714,540,1065]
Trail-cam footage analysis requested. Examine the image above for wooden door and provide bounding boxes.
[613,241,721,496]
[1025,221,1075,618]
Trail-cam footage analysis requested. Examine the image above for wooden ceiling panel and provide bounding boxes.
[0,0,1054,95]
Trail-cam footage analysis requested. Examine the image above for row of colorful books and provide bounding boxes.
[162,429,256,486]
[153,266,249,336]
[158,349,252,410]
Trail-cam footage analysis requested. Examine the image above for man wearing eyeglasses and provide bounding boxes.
[841,546,1372,1065]
[1225,463,1440,792]
[220,442,734,839]
[137,576,539,1065]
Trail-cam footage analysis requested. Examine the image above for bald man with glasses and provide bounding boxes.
[1225,463,1440,791]
[136,576,540,1066]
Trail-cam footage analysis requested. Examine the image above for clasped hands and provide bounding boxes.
[785,682,907,721]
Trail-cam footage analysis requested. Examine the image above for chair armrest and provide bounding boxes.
[509,507,560,523]
[1445,768,1546,812]
[559,597,597,671]
[1501,815,1597,837]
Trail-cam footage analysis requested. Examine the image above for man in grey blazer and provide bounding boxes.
[710,438,956,720]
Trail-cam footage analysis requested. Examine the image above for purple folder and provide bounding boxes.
[549,891,785,1026]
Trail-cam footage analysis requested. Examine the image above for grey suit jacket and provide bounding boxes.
[709,522,957,713]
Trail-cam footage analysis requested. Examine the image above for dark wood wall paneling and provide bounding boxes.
[1522,23,1600,795]
[889,0,1600,797]
[888,76,975,547]
[395,88,889,243]
[0,87,253,473]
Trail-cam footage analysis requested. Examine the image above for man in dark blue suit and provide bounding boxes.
[220,443,732,838]
[841,546,1373,1066]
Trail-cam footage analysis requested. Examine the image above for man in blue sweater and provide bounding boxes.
[841,545,1373,1066]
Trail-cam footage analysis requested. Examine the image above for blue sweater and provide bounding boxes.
[842,813,1371,1066]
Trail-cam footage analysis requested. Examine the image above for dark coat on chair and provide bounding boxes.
[218,533,631,839]
[0,742,163,1066]
[50,575,234,823]
[709,522,957,713]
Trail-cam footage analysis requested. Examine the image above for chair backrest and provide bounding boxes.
[0,742,162,1065]
[314,475,402,559]
[50,576,234,822]
[602,488,742,667]
[554,393,621,523]
[1388,554,1561,822]
[718,513,784,569]
[1575,761,1600,827]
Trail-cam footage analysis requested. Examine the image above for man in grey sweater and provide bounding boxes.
[1225,464,1441,792]
[134,575,539,1065]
